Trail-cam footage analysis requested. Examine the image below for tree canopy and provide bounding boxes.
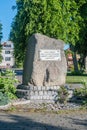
[9,0,87,65]
[0,22,3,62]
[76,1,87,56]
[0,22,3,43]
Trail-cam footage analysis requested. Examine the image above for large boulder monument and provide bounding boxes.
[17,33,67,101]
[23,33,67,86]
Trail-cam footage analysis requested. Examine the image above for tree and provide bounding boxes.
[0,22,3,43]
[9,0,86,66]
[0,22,3,63]
[68,0,87,72]
[75,1,87,72]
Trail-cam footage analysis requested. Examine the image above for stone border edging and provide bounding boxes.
[0,100,30,110]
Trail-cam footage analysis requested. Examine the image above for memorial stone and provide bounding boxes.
[23,33,67,86]
[17,33,67,101]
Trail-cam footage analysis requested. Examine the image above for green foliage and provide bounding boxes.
[9,0,86,64]
[57,86,69,104]
[73,79,87,105]
[0,92,9,106]
[0,22,3,43]
[76,2,87,56]
[15,60,23,68]
[74,1,87,72]
[0,69,18,105]
[0,44,3,63]
[0,22,3,62]
[70,71,83,76]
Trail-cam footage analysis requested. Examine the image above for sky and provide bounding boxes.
[0,0,17,42]
[0,0,69,49]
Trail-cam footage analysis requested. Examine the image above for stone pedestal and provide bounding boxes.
[17,85,60,102]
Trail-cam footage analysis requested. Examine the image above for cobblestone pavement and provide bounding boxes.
[0,111,87,130]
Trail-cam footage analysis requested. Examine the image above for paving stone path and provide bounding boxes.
[0,111,87,130]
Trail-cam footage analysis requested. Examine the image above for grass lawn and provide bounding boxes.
[66,75,87,83]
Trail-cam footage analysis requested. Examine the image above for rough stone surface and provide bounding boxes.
[16,85,60,101]
[23,33,67,86]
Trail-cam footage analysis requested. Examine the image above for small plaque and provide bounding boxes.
[40,49,61,61]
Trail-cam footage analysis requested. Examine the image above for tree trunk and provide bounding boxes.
[70,44,79,72]
[85,56,87,73]
[72,51,79,72]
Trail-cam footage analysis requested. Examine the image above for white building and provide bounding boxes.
[0,41,15,68]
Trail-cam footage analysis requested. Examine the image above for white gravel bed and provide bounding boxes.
[0,98,83,111]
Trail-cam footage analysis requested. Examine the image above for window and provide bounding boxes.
[5,51,10,54]
[4,44,11,48]
[5,57,11,61]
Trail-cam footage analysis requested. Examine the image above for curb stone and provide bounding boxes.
[0,100,30,110]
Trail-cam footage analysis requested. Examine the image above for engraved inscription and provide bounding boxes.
[40,49,61,61]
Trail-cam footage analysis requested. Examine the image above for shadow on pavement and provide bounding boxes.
[64,116,87,129]
[0,112,76,130]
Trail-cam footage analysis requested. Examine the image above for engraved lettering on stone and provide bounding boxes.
[40,49,61,61]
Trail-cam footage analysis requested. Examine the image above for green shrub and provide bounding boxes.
[57,86,69,104]
[74,88,87,99]
[73,79,87,104]
[0,69,18,105]
[0,92,9,106]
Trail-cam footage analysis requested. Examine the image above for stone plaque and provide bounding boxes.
[39,49,61,61]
